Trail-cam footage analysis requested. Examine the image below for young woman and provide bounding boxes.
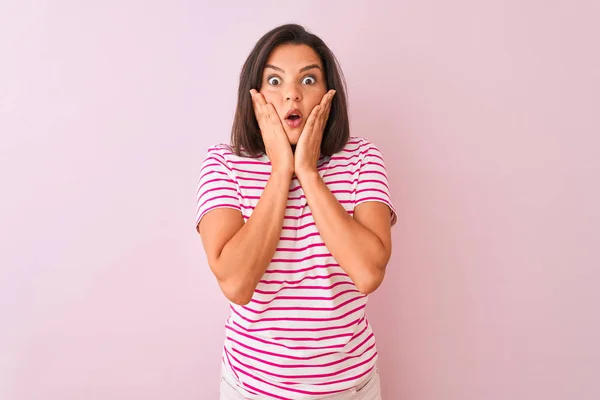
[196,23,397,400]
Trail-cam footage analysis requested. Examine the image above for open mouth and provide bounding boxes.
[285,109,303,128]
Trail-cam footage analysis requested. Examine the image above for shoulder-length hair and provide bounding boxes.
[230,24,350,157]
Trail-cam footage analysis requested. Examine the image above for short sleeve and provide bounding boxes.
[195,146,241,228]
[355,142,398,226]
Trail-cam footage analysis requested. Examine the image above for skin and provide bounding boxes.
[198,44,393,305]
[258,43,330,146]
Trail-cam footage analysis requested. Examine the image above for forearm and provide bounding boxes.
[297,171,389,294]
[217,171,291,303]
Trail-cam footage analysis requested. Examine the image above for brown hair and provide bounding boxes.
[230,24,350,157]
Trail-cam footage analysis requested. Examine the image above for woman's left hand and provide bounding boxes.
[294,90,336,178]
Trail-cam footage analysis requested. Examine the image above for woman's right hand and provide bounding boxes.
[250,89,294,176]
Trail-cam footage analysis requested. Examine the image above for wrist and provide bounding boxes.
[295,167,320,183]
[270,168,294,181]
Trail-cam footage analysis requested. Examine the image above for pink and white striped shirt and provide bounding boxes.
[195,136,397,399]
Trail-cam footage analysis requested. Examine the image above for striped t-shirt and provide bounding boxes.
[195,136,397,399]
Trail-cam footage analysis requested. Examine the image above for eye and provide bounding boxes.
[267,76,281,86]
[302,76,317,85]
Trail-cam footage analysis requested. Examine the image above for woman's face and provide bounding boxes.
[259,44,328,145]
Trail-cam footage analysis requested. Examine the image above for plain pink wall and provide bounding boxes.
[1,1,599,399]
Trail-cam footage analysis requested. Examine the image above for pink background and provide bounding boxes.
[1,1,599,399]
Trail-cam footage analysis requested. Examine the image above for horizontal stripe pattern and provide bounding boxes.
[195,136,397,399]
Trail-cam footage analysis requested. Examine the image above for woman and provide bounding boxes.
[196,23,397,399]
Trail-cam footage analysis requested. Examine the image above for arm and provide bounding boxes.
[198,170,292,305]
[197,89,294,305]
[296,171,392,294]
[293,91,395,294]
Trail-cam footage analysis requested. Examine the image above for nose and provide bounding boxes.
[285,83,302,102]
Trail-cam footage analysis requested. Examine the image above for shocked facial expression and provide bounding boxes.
[259,44,328,145]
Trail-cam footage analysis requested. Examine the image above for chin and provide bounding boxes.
[285,130,302,145]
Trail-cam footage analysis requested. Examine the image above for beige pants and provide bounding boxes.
[219,367,382,400]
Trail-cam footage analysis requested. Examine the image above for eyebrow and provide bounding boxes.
[264,64,322,74]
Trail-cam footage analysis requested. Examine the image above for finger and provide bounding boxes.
[321,90,335,120]
[317,107,328,135]
[254,91,268,106]
[328,89,336,103]
[304,105,321,133]
[250,89,269,117]
[261,103,272,124]
[250,88,262,106]
[325,90,336,111]
[319,92,329,107]
[316,92,334,129]
[312,106,329,137]
[265,103,283,127]
[323,91,335,115]
[326,93,335,114]
[319,89,336,107]
[256,96,271,126]
[250,89,263,118]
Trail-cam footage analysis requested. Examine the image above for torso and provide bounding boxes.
[197,136,393,399]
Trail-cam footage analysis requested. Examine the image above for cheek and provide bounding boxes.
[308,89,327,106]
[259,91,277,105]
[260,93,283,113]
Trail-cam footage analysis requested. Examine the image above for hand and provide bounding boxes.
[294,90,336,178]
[250,89,294,176]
